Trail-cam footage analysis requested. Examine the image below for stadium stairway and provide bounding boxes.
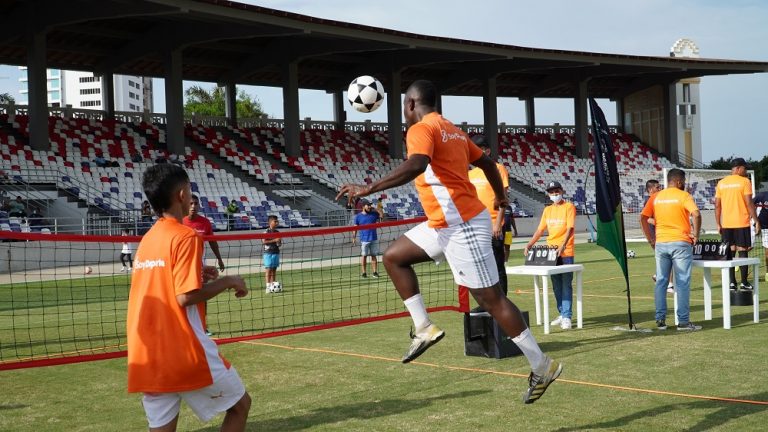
[214,126,346,212]
[183,132,340,222]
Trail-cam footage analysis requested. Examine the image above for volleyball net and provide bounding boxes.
[0,217,465,370]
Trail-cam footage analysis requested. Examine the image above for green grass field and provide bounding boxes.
[2,242,768,431]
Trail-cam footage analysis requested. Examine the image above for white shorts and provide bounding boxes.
[762,229,768,249]
[142,366,246,428]
[361,240,379,257]
[404,209,499,289]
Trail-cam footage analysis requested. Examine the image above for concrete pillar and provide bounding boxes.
[27,31,49,151]
[524,97,536,133]
[282,61,300,158]
[482,76,499,158]
[224,82,237,128]
[386,70,403,158]
[332,90,346,131]
[163,49,184,155]
[573,80,589,159]
[614,97,625,133]
[102,72,115,120]
[663,83,679,164]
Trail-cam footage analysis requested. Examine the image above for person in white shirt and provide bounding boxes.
[120,229,133,272]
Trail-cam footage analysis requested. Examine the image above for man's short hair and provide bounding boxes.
[471,134,489,148]
[667,168,686,183]
[406,80,438,108]
[267,215,278,222]
[142,164,189,217]
[191,194,200,203]
[645,179,660,192]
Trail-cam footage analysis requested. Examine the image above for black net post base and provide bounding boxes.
[730,290,754,306]
[463,310,529,359]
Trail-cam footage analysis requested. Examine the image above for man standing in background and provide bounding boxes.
[754,189,768,282]
[715,158,761,290]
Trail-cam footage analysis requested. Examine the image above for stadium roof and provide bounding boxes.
[1,0,767,99]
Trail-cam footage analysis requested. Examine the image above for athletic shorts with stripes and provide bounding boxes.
[404,208,499,289]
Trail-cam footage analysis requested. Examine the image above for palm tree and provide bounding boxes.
[0,92,15,105]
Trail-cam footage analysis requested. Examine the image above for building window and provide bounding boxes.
[682,83,690,103]
[80,88,101,95]
[81,100,101,107]
[79,76,101,83]
[129,104,137,110]
[50,90,60,100]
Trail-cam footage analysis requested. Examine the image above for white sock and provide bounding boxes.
[403,294,430,330]
[511,328,547,372]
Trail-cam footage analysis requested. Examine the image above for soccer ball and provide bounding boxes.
[347,75,384,113]
[84,266,93,274]
[267,281,283,293]
[626,250,636,259]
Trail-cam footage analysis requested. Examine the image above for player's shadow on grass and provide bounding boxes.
[554,391,768,432]
[192,390,489,432]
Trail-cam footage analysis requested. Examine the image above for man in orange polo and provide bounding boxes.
[641,168,702,331]
[468,134,510,295]
[336,80,561,404]
[715,157,761,290]
[127,164,251,431]
[524,181,576,330]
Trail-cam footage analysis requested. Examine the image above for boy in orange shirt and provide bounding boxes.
[127,164,251,431]
[524,181,576,330]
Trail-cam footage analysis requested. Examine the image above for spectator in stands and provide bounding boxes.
[0,170,9,184]
[468,134,510,296]
[352,199,380,278]
[644,179,675,293]
[94,154,108,168]
[8,196,26,218]
[130,153,143,163]
[140,200,153,233]
[640,168,701,331]
[109,160,120,168]
[524,181,577,330]
[127,163,250,431]
[27,206,46,229]
[715,158,761,290]
[335,80,561,404]
[754,190,768,283]
[120,229,133,273]
[262,215,282,292]
[226,198,239,231]
[155,155,168,164]
[0,198,10,213]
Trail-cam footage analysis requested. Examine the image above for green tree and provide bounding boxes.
[183,85,263,118]
[708,156,767,183]
[0,92,15,104]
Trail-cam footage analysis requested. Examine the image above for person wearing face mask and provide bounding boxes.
[524,181,576,330]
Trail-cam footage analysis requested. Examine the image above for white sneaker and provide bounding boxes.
[120,267,127,273]
[550,316,563,326]
[560,318,572,330]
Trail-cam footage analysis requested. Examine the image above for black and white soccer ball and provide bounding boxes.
[347,75,385,113]
[626,250,636,259]
[268,281,282,293]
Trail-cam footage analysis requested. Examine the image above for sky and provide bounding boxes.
[1,0,766,163]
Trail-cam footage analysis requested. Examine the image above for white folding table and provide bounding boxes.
[505,264,584,334]
[674,258,760,329]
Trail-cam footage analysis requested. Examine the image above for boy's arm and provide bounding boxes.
[208,240,225,271]
[177,275,247,307]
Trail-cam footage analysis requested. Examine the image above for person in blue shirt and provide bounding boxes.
[353,199,381,278]
[754,190,768,282]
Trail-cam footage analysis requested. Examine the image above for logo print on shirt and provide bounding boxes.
[133,259,166,270]
[441,129,467,143]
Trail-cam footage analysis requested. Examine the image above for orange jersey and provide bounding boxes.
[537,201,576,257]
[407,112,486,228]
[641,187,698,244]
[468,162,509,220]
[715,174,753,228]
[126,218,230,393]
